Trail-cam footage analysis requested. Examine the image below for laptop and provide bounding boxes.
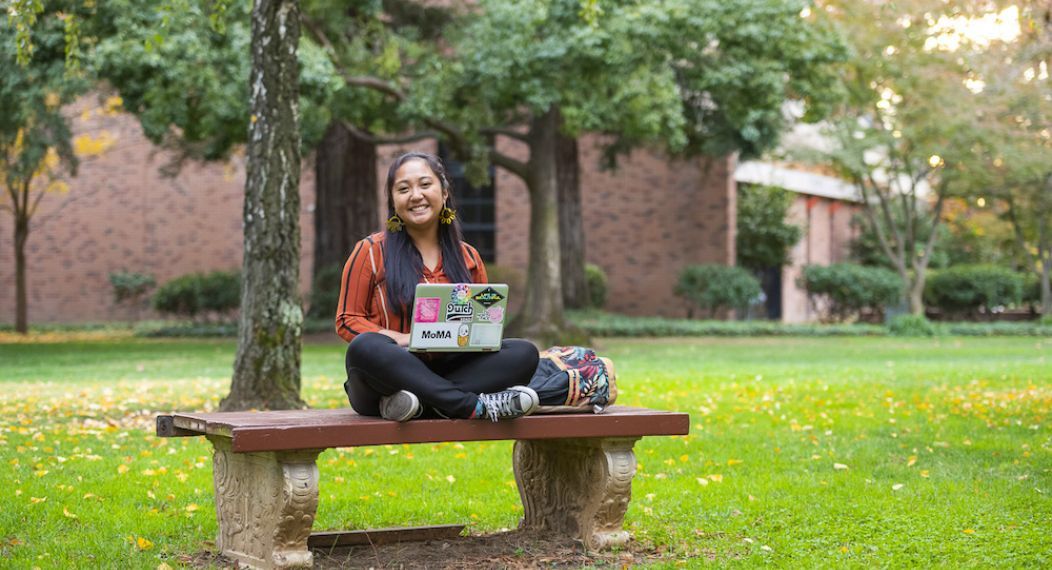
[408,283,509,352]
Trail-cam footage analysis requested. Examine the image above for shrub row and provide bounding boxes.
[152,271,240,319]
[924,264,1025,316]
[800,264,902,322]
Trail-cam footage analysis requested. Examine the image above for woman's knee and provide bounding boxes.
[501,339,540,373]
[346,332,394,369]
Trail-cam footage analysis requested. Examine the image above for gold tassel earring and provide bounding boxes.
[386,215,404,232]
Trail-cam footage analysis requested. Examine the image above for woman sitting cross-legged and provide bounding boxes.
[335,151,540,422]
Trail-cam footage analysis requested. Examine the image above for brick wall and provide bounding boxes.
[0,100,315,324]
[1,104,740,323]
[495,135,736,317]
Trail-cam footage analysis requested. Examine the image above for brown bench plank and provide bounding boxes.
[159,406,689,452]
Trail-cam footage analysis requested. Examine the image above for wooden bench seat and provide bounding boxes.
[157,406,689,569]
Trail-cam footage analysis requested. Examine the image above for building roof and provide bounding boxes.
[735,160,862,203]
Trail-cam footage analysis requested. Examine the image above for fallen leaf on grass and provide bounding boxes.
[63,507,78,519]
[907,455,917,467]
[920,470,930,478]
[962,529,975,535]
[695,478,709,486]
[834,463,848,471]
[892,483,904,491]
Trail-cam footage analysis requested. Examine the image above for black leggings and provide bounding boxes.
[344,332,539,418]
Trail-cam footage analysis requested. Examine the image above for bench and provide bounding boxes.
[156,406,690,569]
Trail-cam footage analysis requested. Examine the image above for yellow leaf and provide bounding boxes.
[920,470,930,478]
[727,459,743,466]
[104,96,124,115]
[840,546,849,553]
[185,503,199,512]
[834,463,849,470]
[907,455,917,467]
[63,507,78,519]
[962,528,975,534]
[72,132,116,157]
[892,483,904,491]
[117,464,129,474]
[30,496,47,504]
[136,536,154,551]
[695,477,709,486]
[45,92,61,108]
[707,474,724,483]
[157,563,173,570]
[679,454,689,463]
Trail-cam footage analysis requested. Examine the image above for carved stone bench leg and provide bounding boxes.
[207,437,323,569]
[513,437,640,550]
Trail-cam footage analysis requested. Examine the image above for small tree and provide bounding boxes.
[817,0,987,315]
[1,5,96,333]
[736,184,803,272]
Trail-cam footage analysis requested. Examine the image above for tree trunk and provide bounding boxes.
[222,0,305,411]
[556,111,589,310]
[1041,250,1051,317]
[513,108,565,343]
[907,277,925,316]
[13,214,28,334]
[311,121,377,314]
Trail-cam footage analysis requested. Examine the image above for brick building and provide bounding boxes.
[0,101,855,325]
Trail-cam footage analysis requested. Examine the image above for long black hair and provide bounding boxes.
[383,151,473,316]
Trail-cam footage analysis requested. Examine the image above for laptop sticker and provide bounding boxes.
[472,286,505,308]
[445,302,474,321]
[412,322,461,348]
[414,297,441,323]
[479,306,504,324]
[452,284,471,303]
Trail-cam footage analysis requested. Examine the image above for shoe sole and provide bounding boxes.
[380,391,420,422]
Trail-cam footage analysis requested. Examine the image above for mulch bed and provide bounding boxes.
[190,529,673,569]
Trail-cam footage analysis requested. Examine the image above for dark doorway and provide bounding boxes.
[439,145,496,262]
[760,266,783,320]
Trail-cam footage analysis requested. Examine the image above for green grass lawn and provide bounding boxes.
[1,335,1050,568]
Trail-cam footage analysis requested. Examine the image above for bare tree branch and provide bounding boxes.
[339,121,438,145]
[915,186,947,274]
[481,127,529,143]
[489,149,529,181]
[301,14,338,56]
[343,74,408,101]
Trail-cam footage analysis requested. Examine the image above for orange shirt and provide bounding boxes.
[335,232,487,342]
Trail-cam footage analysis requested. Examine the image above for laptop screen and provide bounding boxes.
[408,283,509,352]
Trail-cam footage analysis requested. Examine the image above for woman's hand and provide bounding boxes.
[379,329,411,347]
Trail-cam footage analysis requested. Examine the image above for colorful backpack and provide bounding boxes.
[527,346,617,414]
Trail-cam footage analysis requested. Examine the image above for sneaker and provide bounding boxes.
[477,386,539,422]
[380,390,422,422]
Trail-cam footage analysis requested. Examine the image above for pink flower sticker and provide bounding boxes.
[415,298,441,323]
[486,306,504,324]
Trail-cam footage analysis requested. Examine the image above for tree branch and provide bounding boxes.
[867,171,906,271]
[301,14,338,56]
[914,186,947,274]
[26,182,48,220]
[343,74,408,101]
[339,121,439,146]
[489,149,529,180]
[481,127,529,143]
[856,175,905,276]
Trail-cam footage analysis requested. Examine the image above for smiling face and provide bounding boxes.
[391,158,449,231]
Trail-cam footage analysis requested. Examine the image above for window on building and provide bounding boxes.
[439,145,496,262]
